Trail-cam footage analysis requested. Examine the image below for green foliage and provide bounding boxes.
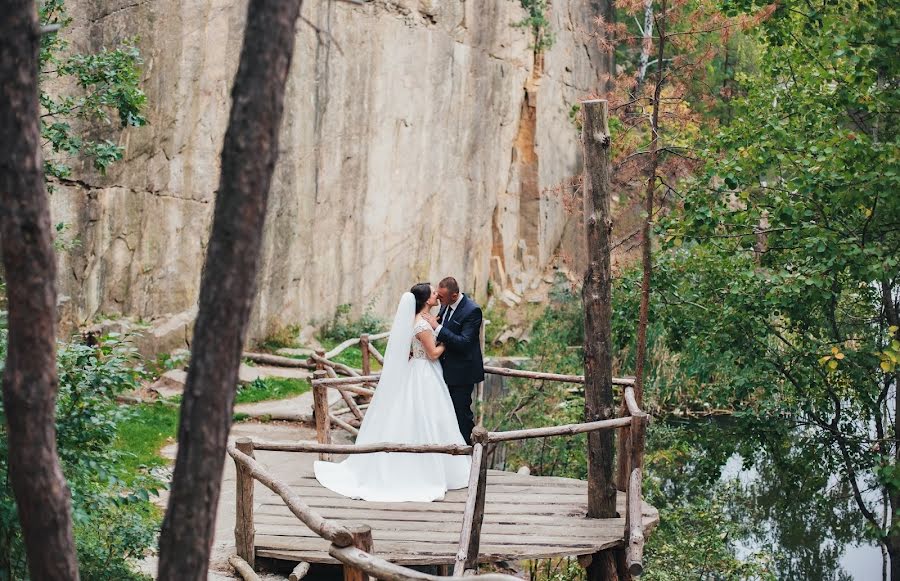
[146,350,188,381]
[0,332,158,579]
[318,303,385,344]
[643,492,775,581]
[39,0,147,181]
[235,377,310,404]
[485,296,778,576]
[256,325,301,353]
[652,0,899,546]
[514,0,554,52]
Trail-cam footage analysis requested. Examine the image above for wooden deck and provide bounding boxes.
[252,465,659,566]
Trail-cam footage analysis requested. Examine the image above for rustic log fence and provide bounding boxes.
[226,360,649,579]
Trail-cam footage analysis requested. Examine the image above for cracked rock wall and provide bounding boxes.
[52,0,608,346]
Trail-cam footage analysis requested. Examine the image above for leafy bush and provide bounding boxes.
[256,324,301,352]
[0,330,158,580]
[318,303,384,343]
[515,0,555,52]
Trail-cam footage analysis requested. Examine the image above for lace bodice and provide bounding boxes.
[411,317,434,359]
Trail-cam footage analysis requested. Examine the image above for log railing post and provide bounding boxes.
[312,370,332,461]
[360,334,371,376]
[342,524,374,581]
[477,320,486,425]
[581,99,617,519]
[453,426,490,576]
[234,437,256,569]
[359,334,372,404]
[625,412,648,576]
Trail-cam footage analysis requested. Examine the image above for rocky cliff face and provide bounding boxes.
[52,0,608,349]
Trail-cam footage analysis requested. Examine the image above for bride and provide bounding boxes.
[313,283,471,502]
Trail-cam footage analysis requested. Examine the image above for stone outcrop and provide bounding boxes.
[52,0,608,346]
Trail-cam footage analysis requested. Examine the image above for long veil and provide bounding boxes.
[353,292,415,444]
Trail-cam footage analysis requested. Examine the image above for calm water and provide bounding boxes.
[721,453,882,580]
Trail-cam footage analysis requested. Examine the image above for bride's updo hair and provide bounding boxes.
[410,283,432,313]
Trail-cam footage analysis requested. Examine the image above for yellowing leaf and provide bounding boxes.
[819,355,832,365]
[828,359,839,370]
[882,361,894,372]
[834,352,845,360]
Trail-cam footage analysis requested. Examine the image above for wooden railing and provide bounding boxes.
[307,366,649,577]
[235,331,649,577]
[228,437,522,581]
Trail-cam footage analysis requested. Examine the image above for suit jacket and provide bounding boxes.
[436,295,485,385]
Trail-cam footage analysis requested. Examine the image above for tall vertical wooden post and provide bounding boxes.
[360,334,371,376]
[234,437,256,568]
[581,99,617,520]
[359,334,372,404]
[312,369,332,461]
[477,320,487,425]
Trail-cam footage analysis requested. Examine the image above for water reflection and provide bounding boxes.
[654,418,883,580]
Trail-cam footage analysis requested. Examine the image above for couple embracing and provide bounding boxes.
[314,277,484,502]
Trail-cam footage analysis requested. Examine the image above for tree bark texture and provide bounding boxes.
[0,3,80,579]
[580,100,617,518]
[156,2,303,578]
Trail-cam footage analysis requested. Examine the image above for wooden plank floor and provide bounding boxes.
[253,467,659,566]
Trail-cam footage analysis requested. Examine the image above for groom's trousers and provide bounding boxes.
[448,384,475,445]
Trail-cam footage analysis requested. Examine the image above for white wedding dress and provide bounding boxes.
[313,293,470,502]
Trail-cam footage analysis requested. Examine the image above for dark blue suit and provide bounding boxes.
[437,295,484,444]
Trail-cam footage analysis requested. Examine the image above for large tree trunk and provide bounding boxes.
[156,2,303,578]
[581,100,617,519]
[887,535,900,581]
[0,3,80,579]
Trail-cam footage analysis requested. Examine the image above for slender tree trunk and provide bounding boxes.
[0,3,79,579]
[618,0,666,492]
[581,100,617,519]
[636,0,654,85]
[884,280,900,581]
[632,0,666,407]
[156,2,303,578]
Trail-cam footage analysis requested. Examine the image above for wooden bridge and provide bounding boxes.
[227,333,654,581]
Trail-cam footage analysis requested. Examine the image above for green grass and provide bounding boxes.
[114,402,180,483]
[235,377,310,404]
[113,385,294,484]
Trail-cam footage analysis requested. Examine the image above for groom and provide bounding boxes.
[423,277,484,445]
